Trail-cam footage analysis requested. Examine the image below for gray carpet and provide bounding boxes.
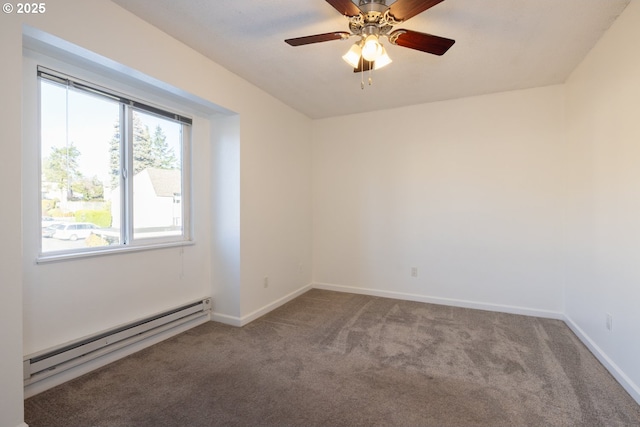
[25,289,640,426]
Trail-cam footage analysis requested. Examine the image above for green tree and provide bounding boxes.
[71,176,105,201]
[132,113,154,175]
[109,113,179,187]
[43,143,82,198]
[108,122,121,188]
[151,125,178,169]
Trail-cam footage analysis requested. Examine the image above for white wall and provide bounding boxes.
[211,115,242,321]
[239,104,313,321]
[565,0,640,401]
[313,86,566,316]
[1,0,312,425]
[0,13,27,427]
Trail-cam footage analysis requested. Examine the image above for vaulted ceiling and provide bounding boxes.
[111,0,630,119]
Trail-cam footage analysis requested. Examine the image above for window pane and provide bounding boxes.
[40,79,121,253]
[131,110,183,240]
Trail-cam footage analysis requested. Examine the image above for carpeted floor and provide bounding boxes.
[25,289,640,426]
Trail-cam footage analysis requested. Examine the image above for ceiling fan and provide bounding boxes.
[285,0,455,73]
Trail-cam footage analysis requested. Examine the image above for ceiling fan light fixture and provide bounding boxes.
[285,0,456,83]
[342,43,362,68]
[361,34,383,61]
[373,46,392,70]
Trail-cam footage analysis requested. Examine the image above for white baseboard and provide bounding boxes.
[312,282,565,320]
[212,283,313,327]
[211,312,243,327]
[16,423,29,427]
[564,314,640,405]
[23,314,209,398]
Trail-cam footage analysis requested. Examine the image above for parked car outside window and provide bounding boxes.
[42,222,99,241]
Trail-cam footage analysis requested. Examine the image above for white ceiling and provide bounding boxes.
[111,0,630,119]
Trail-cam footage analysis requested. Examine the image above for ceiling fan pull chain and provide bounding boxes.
[369,67,373,86]
[360,56,365,89]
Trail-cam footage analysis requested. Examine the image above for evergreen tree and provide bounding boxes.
[108,113,179,188]
[108,122,121,188]
[151,125,178,169]
[132,113,154,175]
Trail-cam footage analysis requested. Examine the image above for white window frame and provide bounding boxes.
[28,52,194,263]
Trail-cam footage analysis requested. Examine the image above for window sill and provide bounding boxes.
[36,240,195,264]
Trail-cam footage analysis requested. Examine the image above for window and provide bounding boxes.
[39,67,192,256]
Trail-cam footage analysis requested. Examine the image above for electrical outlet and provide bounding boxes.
[411,267,418,278]
[606,313,613,331]
[263,276,269,288]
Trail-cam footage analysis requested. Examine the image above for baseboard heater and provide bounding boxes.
[23,298,212,384]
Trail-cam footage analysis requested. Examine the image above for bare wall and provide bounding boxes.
[565,0,640,401]
[0,12,27,427]
[312,85,566,316]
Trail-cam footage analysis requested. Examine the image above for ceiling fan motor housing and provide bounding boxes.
[359,0,387,6]
[349,1,398,37]
[358,0,388,14]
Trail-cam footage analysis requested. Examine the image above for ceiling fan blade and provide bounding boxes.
[389,0,445,22]
[325,0,362,17]
[389,29,455,55]
[353,59,374,73]
[285,32,351,46]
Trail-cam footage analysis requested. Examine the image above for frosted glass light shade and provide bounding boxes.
[342,43,362,68]
[373,46,392,69]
